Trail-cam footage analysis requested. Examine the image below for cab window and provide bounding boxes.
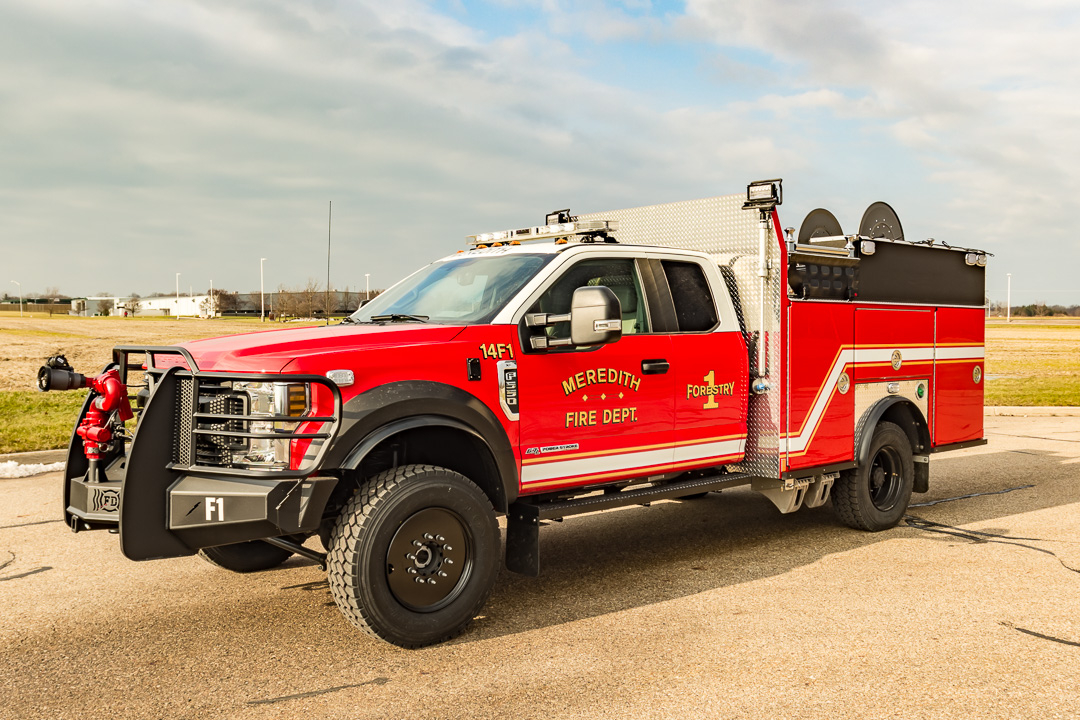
[661,260,718,332]
[531,258,650,338]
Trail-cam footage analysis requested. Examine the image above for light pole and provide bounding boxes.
[365,273,370,302]
[1006,273,1012,323]
[175,272,181,317]
[10,280,22,317]
[260,258,267,322]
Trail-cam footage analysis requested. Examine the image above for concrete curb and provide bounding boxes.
[0,449,67,465]
[985,406,1080,417]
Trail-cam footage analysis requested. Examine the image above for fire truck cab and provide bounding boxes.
[46,180,988,647]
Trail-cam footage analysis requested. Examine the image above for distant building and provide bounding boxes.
[71,295,214,317]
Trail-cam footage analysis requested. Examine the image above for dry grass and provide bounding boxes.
[0,314,320,454]
[984,322,1080,406]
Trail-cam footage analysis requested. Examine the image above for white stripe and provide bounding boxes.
[935,346,984,360]
[853,347,935,363]
[522,446,674,484]
[673,438,746,463]
[782,349,854,454]
[522,436,748,484]
[782,343,983,454]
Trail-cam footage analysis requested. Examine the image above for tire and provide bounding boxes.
[198,540,294,573]
[832,421,914,531]
[327,464,500,648]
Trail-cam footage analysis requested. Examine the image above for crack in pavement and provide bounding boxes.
[0,567,52,582]
[909,484,1035,508]
[281,579,329,592]
[986,431,1080,443]
[0,550,53,582]
[1001,622,1080,648]
[0,519,63,531]
[248,677,390,705]
[904,516,1080,575]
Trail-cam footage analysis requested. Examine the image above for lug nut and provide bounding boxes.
[414,577,424,584]
[407,567,417,574]
[413,540,423,547]
[407,553,416,561]
[438,571,448,577]
[436,535,445,542]
[423,533,434,540]
[443,545,453,551]
[445,558,454,565]
[427,578,437,585]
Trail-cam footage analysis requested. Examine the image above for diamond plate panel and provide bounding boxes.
[579,194,782,477]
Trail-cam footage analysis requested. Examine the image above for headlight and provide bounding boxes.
[231,381,311,469]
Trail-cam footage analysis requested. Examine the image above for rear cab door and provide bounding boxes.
[644,255,749,471]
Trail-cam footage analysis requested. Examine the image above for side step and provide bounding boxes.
[505,472,752,576]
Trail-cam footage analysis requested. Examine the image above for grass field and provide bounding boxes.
[0,314,1077,454]
[984,320,1080,405]
[0,314,319,454]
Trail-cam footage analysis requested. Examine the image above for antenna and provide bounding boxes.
[326,200,332,326]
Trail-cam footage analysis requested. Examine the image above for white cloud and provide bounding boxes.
[0,0,1076,304]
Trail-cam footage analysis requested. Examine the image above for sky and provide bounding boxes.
[2,0,1078,305]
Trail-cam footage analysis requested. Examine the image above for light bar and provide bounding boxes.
[467,220,618,247]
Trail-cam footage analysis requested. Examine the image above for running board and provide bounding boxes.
[505,472,753,577]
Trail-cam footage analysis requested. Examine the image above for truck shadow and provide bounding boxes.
[464,443,1080,644]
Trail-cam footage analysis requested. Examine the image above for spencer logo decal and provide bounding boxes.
[561,368,641,396]
[686,370,734,409]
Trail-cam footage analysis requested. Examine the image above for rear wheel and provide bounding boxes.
[198,540,294,573]
[327,464,500,648]
[832,421,914,531]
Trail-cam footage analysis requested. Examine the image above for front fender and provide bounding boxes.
[325,381,518,507]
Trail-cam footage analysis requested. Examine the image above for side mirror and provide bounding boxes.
[525,285,622,350]
[569,286,622,346]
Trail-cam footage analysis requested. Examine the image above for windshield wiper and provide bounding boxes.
[369,313,429,323]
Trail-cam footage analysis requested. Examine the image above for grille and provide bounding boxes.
[194,392,247,466]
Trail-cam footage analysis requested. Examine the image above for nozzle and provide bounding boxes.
[37,355,86,392]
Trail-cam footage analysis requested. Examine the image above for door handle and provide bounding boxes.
[641,359,669,375]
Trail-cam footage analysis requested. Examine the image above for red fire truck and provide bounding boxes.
[40,180,987,647]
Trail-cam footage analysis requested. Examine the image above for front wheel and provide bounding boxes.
[832,421,914,531]
[327,464,500,648]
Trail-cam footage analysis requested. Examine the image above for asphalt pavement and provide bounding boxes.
[1,415,1078,719]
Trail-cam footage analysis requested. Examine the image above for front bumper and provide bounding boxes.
[64,346,343,560]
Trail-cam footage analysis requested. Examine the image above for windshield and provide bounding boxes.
[350,253,553,324]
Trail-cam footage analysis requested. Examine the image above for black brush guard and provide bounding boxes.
[64,346,343,561]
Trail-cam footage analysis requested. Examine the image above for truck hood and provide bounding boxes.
[179,323,466,373]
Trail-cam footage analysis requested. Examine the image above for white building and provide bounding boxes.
[73,295,214,317]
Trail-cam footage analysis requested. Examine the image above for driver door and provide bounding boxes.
[515,257,674,494]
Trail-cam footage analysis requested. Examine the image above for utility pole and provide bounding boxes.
[175,272,181,318]
[10,280,22,317]
[365,273,370,302]
[1007,273,1012,323]
[260,258,267,322]
[210,279,214,318]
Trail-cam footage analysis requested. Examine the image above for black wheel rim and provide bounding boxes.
[868,446,904,511]
[386,507,473,612]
